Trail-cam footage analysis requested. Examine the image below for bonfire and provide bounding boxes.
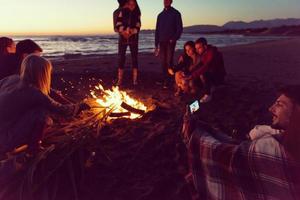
[0,84,152,200]
[90,84,148,120]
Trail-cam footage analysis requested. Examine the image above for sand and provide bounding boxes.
[3,38,300,200]
[48,38,300,199]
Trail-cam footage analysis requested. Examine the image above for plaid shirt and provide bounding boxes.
[187,129,300,200]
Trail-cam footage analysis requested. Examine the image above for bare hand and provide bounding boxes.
[168,68,175,76]
[121,29,132,39]
[154,48,160,57]
[182,106,195,144]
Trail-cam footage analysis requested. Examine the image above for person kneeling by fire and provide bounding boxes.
[0,55,90,159]
[182,85,300,200]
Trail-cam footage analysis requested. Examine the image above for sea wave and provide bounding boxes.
[12,33,288,58]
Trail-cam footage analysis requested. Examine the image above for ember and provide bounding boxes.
[90,84,147,119]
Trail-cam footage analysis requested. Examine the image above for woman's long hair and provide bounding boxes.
[0,37,13,56]
[20,55,52,95]
[128,0,141,16]
[183,41,196,56]
[135,0,141,16]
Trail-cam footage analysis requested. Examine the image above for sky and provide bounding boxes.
[0,0,300,35]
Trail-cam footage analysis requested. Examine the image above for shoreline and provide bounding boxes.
[51,37,300,82]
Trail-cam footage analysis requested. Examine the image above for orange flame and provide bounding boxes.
[91,84,147,119]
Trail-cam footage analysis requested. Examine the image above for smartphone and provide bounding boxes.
[189,100,200,114]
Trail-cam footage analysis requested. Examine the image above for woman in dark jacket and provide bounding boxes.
[0,37,18,80]
[115,0,141,86]
[173,41,201,96]
[0,55,89,155]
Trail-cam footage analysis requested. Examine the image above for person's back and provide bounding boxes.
[0,54,19,80]
[0,37,18,80]
[113,7,122,32]
[0,75,50,129]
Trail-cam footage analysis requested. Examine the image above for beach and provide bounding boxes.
[32,38,300,199]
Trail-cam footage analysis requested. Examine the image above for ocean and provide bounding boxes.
[11,33,288,58]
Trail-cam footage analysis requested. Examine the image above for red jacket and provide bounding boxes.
[191,45,226,82]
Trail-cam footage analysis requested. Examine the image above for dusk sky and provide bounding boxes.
[0,0,300,35]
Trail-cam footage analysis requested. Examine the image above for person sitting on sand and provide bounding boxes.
[0,37,18,80]
[170,41,201,96]
[1,39,43,81]
[186,37,226,103]
[182,85,300,200]
[0,55,90,156]
[115,0,141,87]
[16,39,43,68]
[1,39,73,104]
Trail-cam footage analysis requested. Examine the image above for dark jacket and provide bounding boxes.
[0,54,19,81]
[155,7,183,47]
[116,8,141,43]
[191,45,226,84]
[113,7,122,33]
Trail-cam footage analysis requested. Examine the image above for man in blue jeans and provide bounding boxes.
[155,0,183,88]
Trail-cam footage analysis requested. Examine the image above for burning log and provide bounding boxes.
[121,102,145,115]
[109,112,131,118]
[91,84,147,119]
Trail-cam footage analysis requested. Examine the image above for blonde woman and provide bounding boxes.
[0,55,90,155]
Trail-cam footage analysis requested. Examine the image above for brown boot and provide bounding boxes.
[133,68,138,86]
[117,69,124,86]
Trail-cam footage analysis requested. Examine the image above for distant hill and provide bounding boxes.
[223,18,300,29]
[183,25,223,33]
[140,18,300,35]
[208,25,300,36]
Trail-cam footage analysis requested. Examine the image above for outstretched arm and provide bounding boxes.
[191,50,214,79]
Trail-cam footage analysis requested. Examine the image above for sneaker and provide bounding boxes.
[200,94,212,103]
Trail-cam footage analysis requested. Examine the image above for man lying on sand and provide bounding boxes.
[182,85,300,200]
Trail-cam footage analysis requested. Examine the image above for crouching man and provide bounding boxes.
[182,85,300,200]
[185,38,226,103]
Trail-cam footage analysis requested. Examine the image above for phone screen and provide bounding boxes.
[189,100,200,114]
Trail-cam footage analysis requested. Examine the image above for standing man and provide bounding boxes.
[155,0,183,88]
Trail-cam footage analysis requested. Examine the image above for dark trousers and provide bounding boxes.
[118,39,139,69]
[201,72,215,95]
[159,41,176,83]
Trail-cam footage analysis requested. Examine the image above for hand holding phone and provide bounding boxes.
[189,100,200,114]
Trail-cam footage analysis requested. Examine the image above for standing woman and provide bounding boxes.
[0,37,18,80]
[115,0,141,87]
